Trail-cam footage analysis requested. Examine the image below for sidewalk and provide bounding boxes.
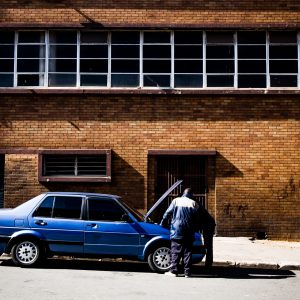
[211,236,300,270]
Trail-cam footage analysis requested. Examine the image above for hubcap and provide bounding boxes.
[153,247,171,271]
[16,241,38,265]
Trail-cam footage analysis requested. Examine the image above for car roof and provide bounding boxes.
[43,192,120,199]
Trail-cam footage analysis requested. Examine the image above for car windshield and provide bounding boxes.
[120,200,145,222]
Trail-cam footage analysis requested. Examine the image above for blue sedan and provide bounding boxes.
[0,182,205,272]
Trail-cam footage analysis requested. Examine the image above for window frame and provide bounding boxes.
[38,149,111,182]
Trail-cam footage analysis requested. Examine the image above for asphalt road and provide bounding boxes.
[0,259,299,300]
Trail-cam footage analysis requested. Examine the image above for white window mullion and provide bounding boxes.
[266,32,270,88]
[76,31,80,87]
[203,31,207,88]
[108,32,111,88]
[45,31,49,87]
[234,31,238,88]
[74,156,78,176]
[140,31,143,88]
[13,31,18,87]
[298,32,300,88]
[171,31,174,88]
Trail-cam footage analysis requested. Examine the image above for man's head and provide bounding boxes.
[182,188,193,199]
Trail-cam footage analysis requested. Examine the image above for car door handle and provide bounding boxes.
[86,223,98,228]
[35,220,47,226]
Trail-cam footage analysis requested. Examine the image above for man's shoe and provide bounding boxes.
[184,274,191,278]
[165,271,177,277]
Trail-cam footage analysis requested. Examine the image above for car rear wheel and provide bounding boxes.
[147,245,171,273]
[11,239,44,267]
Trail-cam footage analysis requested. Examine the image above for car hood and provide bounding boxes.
[144,179,183,220]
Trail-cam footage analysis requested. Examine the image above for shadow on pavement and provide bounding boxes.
[1,258,296,279]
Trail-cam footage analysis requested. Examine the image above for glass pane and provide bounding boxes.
[174,31,202,44]
[18,31,44,43]
[144,32,170,43]
[81,31,108,43]
[111,45,139,58]
[269,46,297,59]
[49,45,77,58]
[33,196,54,218]
[270,75,297,87]
[81,75,107,86]
[0,74,13,87]
[269,60,298,73]
[238,60,266,73]
[111,74,139,87]
[206,60,234,73]
[144,75,170,87]
[80,45,108,58]
[174,45,202,59]
[174,75,203,87]
[80,59,108,73]
[143,60,171,73]
[17,59,45,72]
[17,74,43,86]
[143,45,171,58]
[206,32,234,44]
[49,59,77,72]
[49,31,77,44]
[0,45,14,58]
[0,31,14,44]
[174,60,202,73]
[269,31,297,44]
[53,196,82,219]
[238,45,266,59]
[238,75,266,88]
[18,45,45,58]
[111,31,140,44]
[48,74,76,87]
[207,75,234,87]
[206,46,234,59]
[0,59,14,72]
[111,59,139,73]
[238,32,266,44]
[88,199,125,222]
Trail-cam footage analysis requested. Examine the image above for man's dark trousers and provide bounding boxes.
[170,239,193,275]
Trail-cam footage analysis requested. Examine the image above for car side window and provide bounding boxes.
[52,196,83,219]
[88,198,127,222]
[33,196,55,218]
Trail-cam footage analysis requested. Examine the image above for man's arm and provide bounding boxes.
[160,201,175,227]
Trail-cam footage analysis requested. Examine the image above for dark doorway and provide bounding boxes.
[152,155,207,222]
[0,155,4,208]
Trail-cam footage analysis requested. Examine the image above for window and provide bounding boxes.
[238,32,266,88]
[17,31,46,87]
[206,32,235,87]
[49,31,77,87]
[38,150,111,182]
[269,32,298,87]
[143,31,171,88]
[33,195,83,219]
[0,31,14,87]
[88,198,126,222]
[80,31,108,87]
[0,29,299,89]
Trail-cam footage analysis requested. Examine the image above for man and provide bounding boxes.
[160,188,199,278]
[197,204,216,269]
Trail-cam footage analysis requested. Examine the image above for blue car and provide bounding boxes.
[0,181,205,272]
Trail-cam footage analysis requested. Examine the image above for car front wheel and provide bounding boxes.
[147,245,171,273]
[11,239,44,267]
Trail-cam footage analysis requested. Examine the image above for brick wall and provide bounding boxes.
[0,1,300,27]
[0,94,299,240]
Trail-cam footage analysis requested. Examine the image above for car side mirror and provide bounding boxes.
[121,214,133,223]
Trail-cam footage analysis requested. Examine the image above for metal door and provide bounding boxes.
[156,156,207,209]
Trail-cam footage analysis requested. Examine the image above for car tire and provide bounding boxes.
[147,244,172,273]
[11,239,44,267]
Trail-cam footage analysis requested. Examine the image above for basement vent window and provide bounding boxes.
[38,150,111,182]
